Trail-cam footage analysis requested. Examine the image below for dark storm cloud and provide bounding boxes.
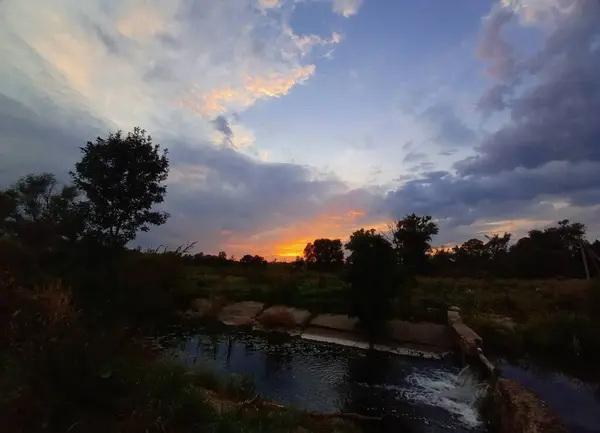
[382,1,600,239]
[142,142,360,250]
[211,115,234,147]
[383,161,600,229]
[465,0,600,175]
[0,93,110,185]
[420,103,476,147]
[476,83,510,115]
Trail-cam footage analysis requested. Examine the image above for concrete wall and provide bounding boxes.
[493,378,568,433]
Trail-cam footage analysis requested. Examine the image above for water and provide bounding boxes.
[161,328,488,432]
[496,359,600,433]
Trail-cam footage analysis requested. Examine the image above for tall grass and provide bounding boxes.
[1,278,355,433]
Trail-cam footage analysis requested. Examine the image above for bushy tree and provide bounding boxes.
[392,214,438,274]
[303,238,344,270]
[240,254,267,268]
[70,128,169,247]
[1,173,85,247]
[345,228,403,345]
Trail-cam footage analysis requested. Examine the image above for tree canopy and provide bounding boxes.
[392,214,439,274]
[303,238,344,270]
[70,128,169,246]
[345,228,403,344]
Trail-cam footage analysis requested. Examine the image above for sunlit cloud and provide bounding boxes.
[500,0,579,25]
[259,0,282,9]
[0,0,331,137]
[332,0,363,17]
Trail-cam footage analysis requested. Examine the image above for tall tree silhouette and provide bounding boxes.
[70,128,169,246]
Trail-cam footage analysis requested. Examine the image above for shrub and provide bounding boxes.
[224,374,256,401]
[256,308,297,329]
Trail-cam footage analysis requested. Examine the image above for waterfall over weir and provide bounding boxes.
[166,328,490,432]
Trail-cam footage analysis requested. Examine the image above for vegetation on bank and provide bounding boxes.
[0,128,365,432]
[2,126,600,429]
[0,280,357,433]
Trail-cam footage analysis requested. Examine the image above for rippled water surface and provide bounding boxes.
[162,328,488,433]
[496,360,600,433]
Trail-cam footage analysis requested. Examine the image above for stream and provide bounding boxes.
[160,327,489,433]
[495,359,600,433]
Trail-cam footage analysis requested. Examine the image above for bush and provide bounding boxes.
[224,374,256,400]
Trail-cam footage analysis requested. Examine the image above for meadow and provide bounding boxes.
[180,262,600,366]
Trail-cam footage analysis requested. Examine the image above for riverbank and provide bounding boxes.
[0,281,361,433]
[185,266,600,367]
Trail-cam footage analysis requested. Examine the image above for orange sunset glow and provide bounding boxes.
[222,209,389,260]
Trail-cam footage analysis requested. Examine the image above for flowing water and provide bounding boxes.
[161,328,489,433]
[496,359,600,433]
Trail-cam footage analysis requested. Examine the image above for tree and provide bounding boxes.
[70,128,169,246]
[345,228,403,345]
[508,220,587,278]
[392,214,439,274]
[303,238,344,271]
[240,254,267,268]
[1,173,85,247]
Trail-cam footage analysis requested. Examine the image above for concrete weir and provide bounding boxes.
[180,298,569,433]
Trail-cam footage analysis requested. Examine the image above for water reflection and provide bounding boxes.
[164,327,486,433]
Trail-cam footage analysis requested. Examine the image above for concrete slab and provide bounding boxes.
[308,314,358,332]
[301,327,370,350]
[218,301,265,326]
[447,310,462,325]
[256,305,312,329]
[452,322,483,355]
[388,319,454,349]
[189,298,225,319]
[376,343,449,360]
[300,327,449,359]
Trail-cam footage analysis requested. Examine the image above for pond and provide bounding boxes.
[160,327,488,433]
[496,359,600,433]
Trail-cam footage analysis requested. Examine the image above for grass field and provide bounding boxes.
[179,264,600,364]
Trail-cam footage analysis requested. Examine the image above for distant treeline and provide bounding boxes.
[182,216,600,280]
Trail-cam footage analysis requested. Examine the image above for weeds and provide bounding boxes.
[0,279,353,432]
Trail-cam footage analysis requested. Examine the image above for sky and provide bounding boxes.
[1,0,599,259]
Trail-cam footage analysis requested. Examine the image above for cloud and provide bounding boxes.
[466,0,600,174]
[0,0,365,258]
[211,115,234,147]
[477,5,516,80]
[186,66,316,116]
[403,152,427,163]
[384,0,600,242]
[420,103,477,147]
[0,0,334,136]
[144,143,387,257]
[332,0,363,17]
[259,0,281,10]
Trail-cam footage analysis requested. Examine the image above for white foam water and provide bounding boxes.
[403,366,488,429]
[357,366,488,430]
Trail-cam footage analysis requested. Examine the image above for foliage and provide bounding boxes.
[431,220,596,279]
[303,238,344,271]
[392,214,439,274]
[240,254,268,268]
[1,280,352,433]
[345,229,403,343]
[70,127,170,246]
[0,172,85,243]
